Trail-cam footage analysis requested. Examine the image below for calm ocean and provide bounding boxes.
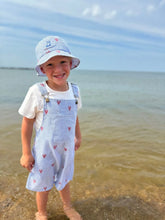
[0,68,165,219]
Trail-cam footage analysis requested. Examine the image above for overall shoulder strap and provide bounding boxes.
[37,82,48,96]
[37,82,50,102]
[71,83,79,105]
[71,83,79,98]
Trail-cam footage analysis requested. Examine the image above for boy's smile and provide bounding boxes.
[53,73,66,79]
[40,56,72,91]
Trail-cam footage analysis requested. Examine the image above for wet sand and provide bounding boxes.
[0,180,164,220]
[0,159,165,220]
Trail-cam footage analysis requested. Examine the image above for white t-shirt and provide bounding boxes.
[18,81,82,131]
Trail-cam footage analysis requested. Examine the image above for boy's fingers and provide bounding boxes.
[27,165,32,172]
[28,161,35,171]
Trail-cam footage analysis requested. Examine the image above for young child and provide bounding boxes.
[19,36,82,220]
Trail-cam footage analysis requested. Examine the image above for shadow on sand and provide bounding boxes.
[0,189,164,220]
[48,196,164,220]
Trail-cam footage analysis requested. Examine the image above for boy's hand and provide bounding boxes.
[74,137,81,151]
[20,154,35,172]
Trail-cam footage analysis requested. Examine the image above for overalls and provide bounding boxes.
[26,82,79,191]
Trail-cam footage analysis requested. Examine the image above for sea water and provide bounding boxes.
[0,68,165,219]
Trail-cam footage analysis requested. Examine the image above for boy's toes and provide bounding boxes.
[63,206,82,220]
[35,212,48,220]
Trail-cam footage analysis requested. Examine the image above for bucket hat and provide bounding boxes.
[35,36,80,76]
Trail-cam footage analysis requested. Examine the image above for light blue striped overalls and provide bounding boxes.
[26,82,79,191]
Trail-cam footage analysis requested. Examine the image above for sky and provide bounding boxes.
[0,0,165,72]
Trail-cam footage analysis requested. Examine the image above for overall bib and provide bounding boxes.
[26,82,79,191]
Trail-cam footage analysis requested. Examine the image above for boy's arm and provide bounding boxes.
[20,117,35,171]
[75,116,82,151]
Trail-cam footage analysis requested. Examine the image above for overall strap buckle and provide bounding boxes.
[71,83,79,105]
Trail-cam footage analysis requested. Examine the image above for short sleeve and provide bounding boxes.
[18,85,42,119]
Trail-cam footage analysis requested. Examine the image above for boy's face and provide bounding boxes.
[40,56,72,90]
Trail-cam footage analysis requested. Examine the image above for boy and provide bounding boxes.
[19,36,82,220]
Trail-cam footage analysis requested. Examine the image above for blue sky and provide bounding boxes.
[0,0,165,72]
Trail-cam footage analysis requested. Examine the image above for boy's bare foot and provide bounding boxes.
[35,212,48,220]
[63,206,82,220]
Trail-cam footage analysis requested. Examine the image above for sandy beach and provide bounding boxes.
[0,170,164,219]
[0,173,164,219]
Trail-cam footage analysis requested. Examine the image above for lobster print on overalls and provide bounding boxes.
[26,82,79,191]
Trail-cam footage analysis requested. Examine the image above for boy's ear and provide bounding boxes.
[40,66,45,74]
[70,60,72,68]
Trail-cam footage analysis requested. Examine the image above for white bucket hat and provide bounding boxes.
[35,36,80,76]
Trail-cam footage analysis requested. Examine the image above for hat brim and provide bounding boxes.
[35,50,80,76]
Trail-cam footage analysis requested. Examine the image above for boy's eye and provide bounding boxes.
[47,63,53,66]
[61,60,67,64]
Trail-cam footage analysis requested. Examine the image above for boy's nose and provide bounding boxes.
[53,64,62,72]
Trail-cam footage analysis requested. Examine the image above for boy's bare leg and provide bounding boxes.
[59,183,82,220]
[59,183,71,207]
[36,191,50,217]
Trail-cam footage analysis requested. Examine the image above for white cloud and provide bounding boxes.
[82,8,90,16]
[104,10,117,20]
[91,4,101,17]
[146,4,155,12]
[82,4,101,17]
